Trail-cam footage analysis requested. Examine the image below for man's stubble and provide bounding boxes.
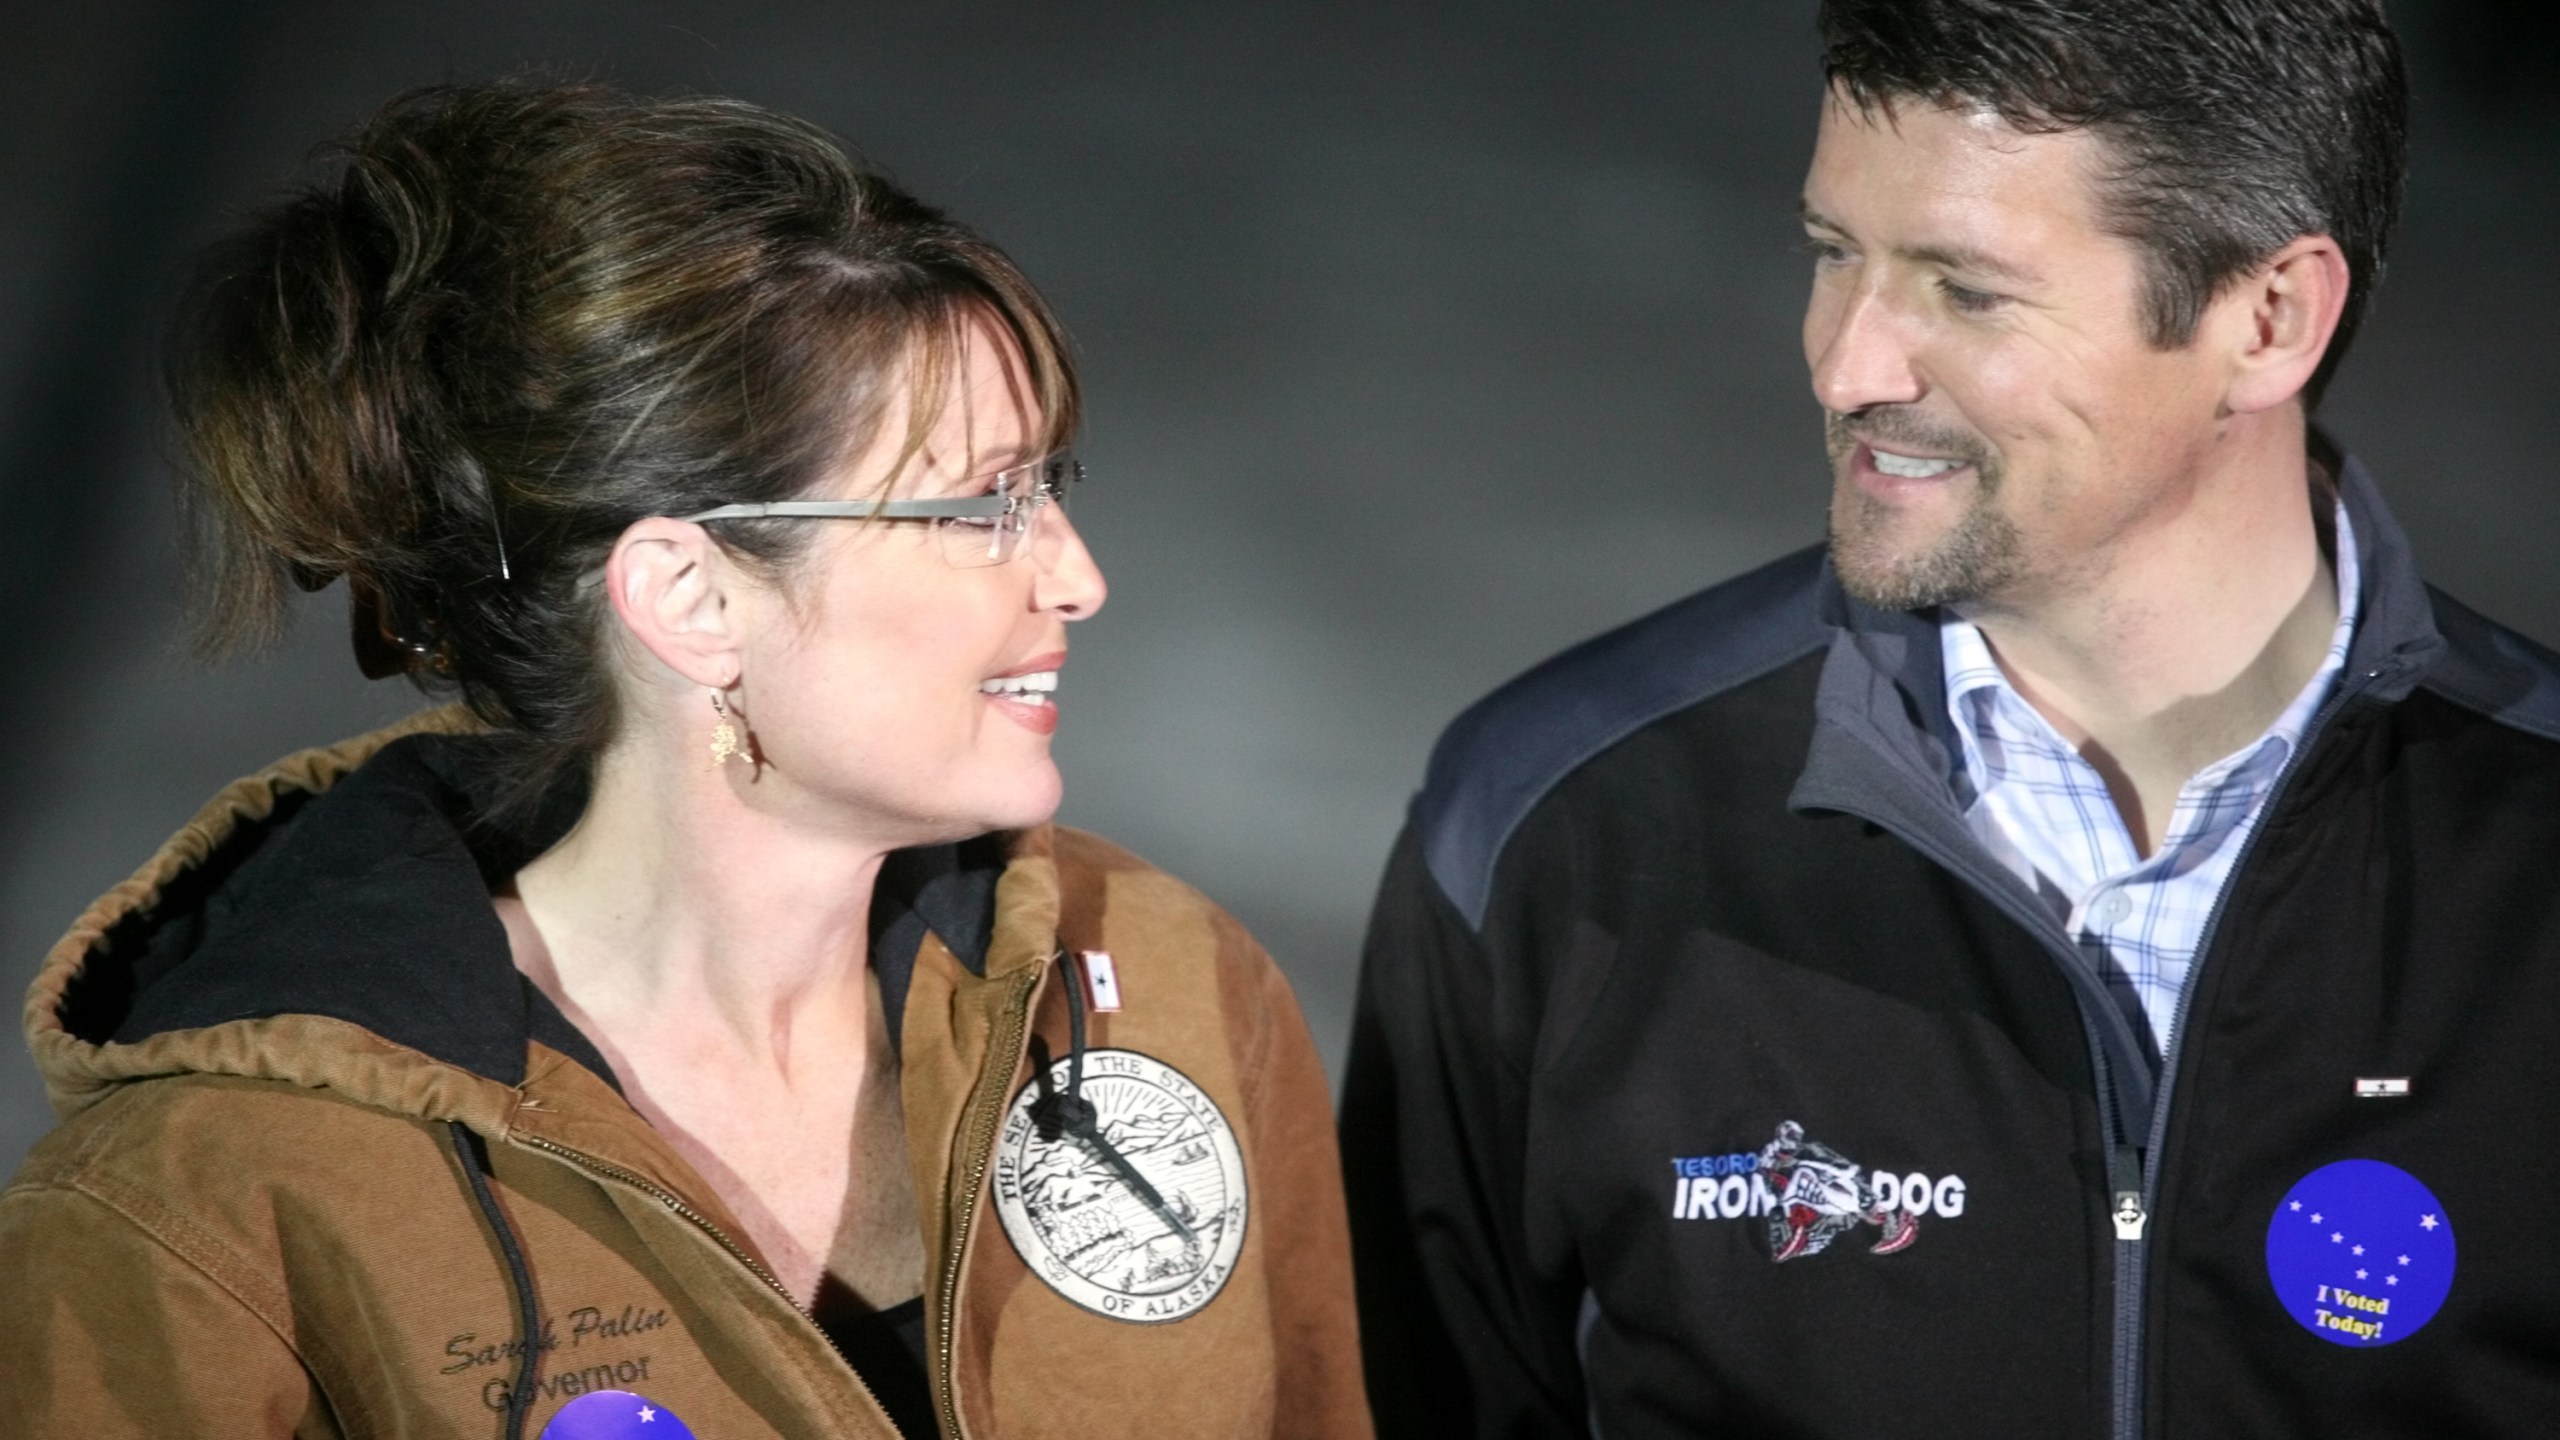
[1823,407,2024,612]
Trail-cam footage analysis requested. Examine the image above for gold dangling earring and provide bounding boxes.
[708,691,746,770]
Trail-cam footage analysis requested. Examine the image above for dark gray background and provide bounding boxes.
[4,1,2554,1176]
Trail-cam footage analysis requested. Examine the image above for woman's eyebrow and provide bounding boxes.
[909,442,1032,478]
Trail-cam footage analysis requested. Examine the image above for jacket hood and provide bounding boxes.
[23,708,1008,1128]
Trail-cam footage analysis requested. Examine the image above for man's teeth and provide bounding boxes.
[979,670,1059,701]
[1871,449,1965,479]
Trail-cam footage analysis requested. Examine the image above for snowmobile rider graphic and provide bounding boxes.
[1759,1121,1919,1262]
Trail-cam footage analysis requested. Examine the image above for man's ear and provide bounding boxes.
[604,517,747,688]
[2219,234,2352,416]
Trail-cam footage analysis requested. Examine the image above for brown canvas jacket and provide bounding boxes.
[1,714,1371,1438]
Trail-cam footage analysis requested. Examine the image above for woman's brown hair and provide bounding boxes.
[171,80,1079,809]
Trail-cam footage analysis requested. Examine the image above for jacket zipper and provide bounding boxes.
[511,1132,896,1429]
[2065,997,2145,1440]
[2106,1136,2146,1440]
[933,966,1047,1440]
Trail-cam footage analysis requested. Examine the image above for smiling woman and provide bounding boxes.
[0,82,1369,1440]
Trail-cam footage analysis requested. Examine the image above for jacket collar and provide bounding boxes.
[870,827,1062,1054]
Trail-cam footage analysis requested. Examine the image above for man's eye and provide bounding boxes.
[1938,278,2005,314]
[1802,237,1854,268]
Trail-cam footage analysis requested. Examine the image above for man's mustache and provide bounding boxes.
[1825,407,1994,469]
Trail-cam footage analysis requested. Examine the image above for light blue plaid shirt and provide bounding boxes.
[1941,502,2359,1057]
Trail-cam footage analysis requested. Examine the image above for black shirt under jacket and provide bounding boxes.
[1341,449,2560,1440]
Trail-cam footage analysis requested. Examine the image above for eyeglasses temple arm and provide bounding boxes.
[676,495,1008,523]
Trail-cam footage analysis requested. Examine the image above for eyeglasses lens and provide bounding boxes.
[934,456,1073,568]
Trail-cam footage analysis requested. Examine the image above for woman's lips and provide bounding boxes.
[980,654,1063,735]
[984,688,1059,735]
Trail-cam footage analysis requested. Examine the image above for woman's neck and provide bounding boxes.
[502,734,892,1088]
[498,730,929,1301]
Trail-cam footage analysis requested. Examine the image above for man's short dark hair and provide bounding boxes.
[1818,0,2408,407]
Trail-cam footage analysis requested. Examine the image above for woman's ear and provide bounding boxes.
[604,517,747,687]
[2219,234,2352,416]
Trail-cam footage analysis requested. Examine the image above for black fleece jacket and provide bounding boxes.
[1342,450,2560,1439]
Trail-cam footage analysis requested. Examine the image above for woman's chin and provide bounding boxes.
[953,764,1065,838]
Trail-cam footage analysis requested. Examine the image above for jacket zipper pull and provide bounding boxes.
[2110,1147,2148,1242]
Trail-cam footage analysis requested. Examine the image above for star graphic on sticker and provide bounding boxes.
[2357,1268,2368,1279]
[2398,1255,2411,1266]
[2331,1232,2344,1243]
[639,1407,656,1423]
[2310,1212,2324,1224]
[2291,1200,2303,1211]
[2386,1275,2399,1286]
[2421,1214,2439,1231]
[2353,1244,2365,1255]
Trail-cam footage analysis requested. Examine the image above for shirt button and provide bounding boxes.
[2095,890,2132,927]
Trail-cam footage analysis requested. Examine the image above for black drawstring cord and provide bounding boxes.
[1032,952,1198,1247]
[1061,947,1088,1113]
[449,1120,541,1440]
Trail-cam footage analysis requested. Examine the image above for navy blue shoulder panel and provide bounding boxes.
[2419,585,2560,745]
[1417,544,1831,927]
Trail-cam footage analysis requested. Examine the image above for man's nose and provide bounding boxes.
[1807,287,1925,416]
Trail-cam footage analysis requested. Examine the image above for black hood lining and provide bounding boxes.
[65,733,1002,1086]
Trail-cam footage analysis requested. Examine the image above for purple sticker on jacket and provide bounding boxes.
[539,1390,697,1439]
[2265,1159,2456,1347]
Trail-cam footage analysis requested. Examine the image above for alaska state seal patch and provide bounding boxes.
[991,1047,1248,1323]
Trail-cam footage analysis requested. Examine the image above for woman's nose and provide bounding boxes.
[1032,509,1107,619]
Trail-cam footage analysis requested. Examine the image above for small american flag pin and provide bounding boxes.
[1080,951,1123,1013]
[2354,1077,2411,1098]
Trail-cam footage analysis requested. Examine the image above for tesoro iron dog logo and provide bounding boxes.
[1669,1120,1968,1261]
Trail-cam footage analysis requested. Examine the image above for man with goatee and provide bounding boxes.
[1342,2,2560,1435]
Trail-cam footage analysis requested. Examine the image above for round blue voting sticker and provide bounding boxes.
[540,1390,696,1439]
[2265,1159,2455,1347]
